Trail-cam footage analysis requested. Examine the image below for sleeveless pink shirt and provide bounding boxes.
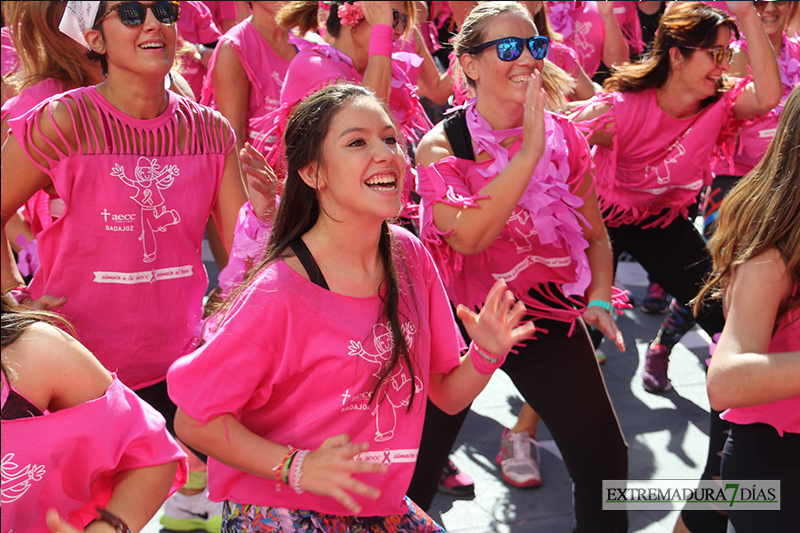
[8,87,234,390]
[200,18,291,150]
[721,286,800,436]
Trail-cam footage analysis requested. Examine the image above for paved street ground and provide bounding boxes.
[145,248,714,533]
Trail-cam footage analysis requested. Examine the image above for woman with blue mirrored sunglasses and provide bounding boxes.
[469,35,550,61]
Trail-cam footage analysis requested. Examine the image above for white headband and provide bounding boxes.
[59,1,101,50]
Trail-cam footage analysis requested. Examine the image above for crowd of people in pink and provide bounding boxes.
[1,2,798,533]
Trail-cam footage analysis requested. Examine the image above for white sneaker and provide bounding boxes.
[160,491,223,532]
[495,429,542,488]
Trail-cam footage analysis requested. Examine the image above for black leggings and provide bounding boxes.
[607,213,725,337]
[722,423,800,532]
[408,317,629,533]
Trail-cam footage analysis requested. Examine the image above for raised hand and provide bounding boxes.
[726,1,755,18]
[360,1,393,28]
[457,279,536,356]
[520,68,546,164]
[299,434,388,514]
[239,142,279,221]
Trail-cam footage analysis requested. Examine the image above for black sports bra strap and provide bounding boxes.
[442,108,475,161]
[289,238,330,291]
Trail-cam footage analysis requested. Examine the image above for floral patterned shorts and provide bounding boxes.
[221,496,446,532]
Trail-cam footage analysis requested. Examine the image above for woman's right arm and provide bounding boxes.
[174,409,387,514]
[417,72,545,255]
[1,133,53,292]
[706,249,800,411]
[359,1,394,102]
[211,41,251,156]
[570,101,615,146]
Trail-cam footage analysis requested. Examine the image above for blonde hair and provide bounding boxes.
[4,1,96,91]
[452,1,573,112]
[694,85,800,320]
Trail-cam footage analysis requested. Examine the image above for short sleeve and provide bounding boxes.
[167,272,285,423]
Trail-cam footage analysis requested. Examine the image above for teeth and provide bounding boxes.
[140,43,164,49]
[366,175,395,185]
[510,76,531,84]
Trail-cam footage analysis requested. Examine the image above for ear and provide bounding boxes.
[84,28,105,55]
[298,162,326,191]
[460,53,479,85]
[668,46,685,70]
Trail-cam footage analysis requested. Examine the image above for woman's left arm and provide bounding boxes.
[706,250,800,411]
[727,1,782,119]
[573,169,625,351]
[427,280,535,414]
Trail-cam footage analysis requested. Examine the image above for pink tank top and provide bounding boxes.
[200,18,291,150]
[546,1,606,77]
[575,79,747,228]
[7,86,234,390]
[721,286,800,436]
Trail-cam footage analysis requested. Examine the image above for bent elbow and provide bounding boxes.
[706,374,733,412]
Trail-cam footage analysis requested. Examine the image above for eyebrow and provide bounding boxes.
[338,125,397,138]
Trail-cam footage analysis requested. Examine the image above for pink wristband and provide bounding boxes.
[369,24,394,58]
[468,341,506,376]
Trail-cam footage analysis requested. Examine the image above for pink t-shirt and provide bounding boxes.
[546,1,606,77]
[167,226,462,516]
[176,1,222,99]
[8,86,233,390]
[200,18,291,149]
[416,111,594,324]
[716,35,800,177]
[0,375,187,533]
[201,1,239,30]
[720,287,800,436]
[576,80,747,228]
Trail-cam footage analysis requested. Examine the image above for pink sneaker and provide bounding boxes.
[438,458,475,497]
[495,429,542,488]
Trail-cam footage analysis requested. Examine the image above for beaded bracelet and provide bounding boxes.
[89,507,131,533]
[273,447,299,488]
[3,285,30,306]
[587,299,613,313]
[288,449,311,494]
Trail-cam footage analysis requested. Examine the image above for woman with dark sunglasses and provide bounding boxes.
[409,3,628,530]
[571,4,781,532]
[1,2,273,529]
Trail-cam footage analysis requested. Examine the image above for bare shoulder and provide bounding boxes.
[4,322,113,412]
[731,249,792,302]
[415,121,454,167]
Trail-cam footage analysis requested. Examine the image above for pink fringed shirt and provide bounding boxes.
[8,87,233,389]
[574,79,748,228]
[417,109,596,325]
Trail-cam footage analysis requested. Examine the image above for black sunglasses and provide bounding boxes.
[470,36,550,61]
[97,1,181,27]
[393,10,409,32]
[681,45,734,65]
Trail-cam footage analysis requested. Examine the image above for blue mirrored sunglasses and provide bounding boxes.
[470,36,550,61]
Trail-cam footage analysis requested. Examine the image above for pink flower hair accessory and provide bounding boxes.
[338,1,364,27]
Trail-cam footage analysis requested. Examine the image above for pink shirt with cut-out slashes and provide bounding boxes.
[8,87,233,390]
[168,226,462,516]
[546,1,606,77]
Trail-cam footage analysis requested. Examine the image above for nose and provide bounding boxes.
[718,52,731,72]
[142,4,163,30]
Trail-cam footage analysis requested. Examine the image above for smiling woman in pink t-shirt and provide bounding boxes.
[168,83,535,529]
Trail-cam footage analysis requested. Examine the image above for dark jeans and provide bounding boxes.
[722,423,800,533]
[607,213,725,337]
[135,379,207,463]
[408,318,629,533]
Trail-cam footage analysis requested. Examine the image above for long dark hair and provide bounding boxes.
[604,2,738,107]
[219,83,419,409]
